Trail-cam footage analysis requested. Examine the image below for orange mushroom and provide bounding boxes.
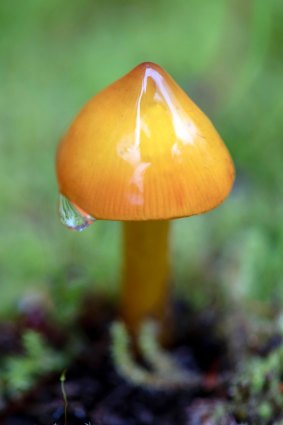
[56,62,235,332]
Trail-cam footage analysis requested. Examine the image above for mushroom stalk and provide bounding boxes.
[121,220,170,332]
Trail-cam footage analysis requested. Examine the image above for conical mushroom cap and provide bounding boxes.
[56,62,235,220]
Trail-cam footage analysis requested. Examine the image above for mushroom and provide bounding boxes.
[56,62,235,333]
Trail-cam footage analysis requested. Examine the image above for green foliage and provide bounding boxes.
[0,330,66,399]
[172,189,283,307]
[230,345,283,423]
[0,0,282,314]
[227,312,283,424]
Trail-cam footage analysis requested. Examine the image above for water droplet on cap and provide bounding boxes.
[58,194,95,231]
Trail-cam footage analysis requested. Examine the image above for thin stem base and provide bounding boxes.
[121,220,170,332]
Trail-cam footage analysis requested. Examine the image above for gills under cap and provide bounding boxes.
[56,62,235,221]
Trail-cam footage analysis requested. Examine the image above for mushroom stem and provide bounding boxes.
[121,220,170,332]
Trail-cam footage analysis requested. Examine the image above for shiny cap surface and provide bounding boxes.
[56,62,235,220]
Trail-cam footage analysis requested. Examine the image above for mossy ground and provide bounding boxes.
[1,295,283,425]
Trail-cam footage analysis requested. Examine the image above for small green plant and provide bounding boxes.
[0,330,67,400]
[228,313,283,424]
[60,369,68,425]
[230,346,283,424]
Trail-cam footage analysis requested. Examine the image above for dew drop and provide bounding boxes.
[58,194,95,232]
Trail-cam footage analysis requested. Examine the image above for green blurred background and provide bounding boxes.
[0,0,282,319]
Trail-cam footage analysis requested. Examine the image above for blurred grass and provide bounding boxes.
[0,0,282,317]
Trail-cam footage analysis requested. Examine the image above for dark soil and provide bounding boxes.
[0,298,255,424]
